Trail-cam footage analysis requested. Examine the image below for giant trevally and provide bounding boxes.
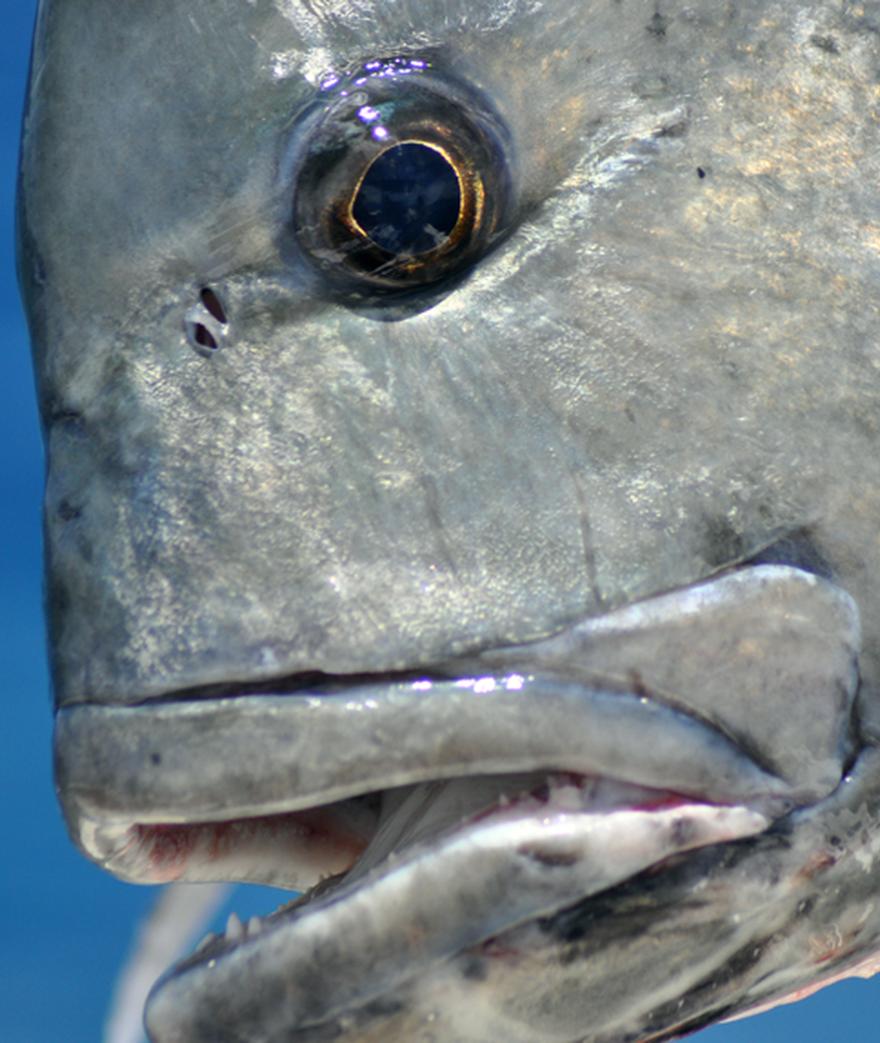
[17,0,880,1039]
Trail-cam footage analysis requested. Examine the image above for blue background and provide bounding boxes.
[1,3,876,1040]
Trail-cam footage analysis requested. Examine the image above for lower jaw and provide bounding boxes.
[141,770,773,1043]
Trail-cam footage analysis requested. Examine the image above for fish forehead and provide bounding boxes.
[18,0,880,706]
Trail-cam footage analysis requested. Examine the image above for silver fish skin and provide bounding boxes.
[15,0,880,1040]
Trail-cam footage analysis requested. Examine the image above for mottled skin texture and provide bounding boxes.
[17,0,880,1041]
[20,0,880,709]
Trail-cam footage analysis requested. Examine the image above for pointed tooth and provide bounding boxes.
[225,912,243,942]
[247,916,263,937]
[194,931,217,954]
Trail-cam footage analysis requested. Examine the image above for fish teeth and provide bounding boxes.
[194,931,217,954]
[225,912,244,942]
[247,916,263,937]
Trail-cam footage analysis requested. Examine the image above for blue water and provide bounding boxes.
[1,4,876,1041]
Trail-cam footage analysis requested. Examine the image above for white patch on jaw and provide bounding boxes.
[271,1,336,84]
[270,48,335,83]
[258,646,280,671]
[269,51,299,80]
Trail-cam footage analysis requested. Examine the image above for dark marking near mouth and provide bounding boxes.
[747,527,835,581]
[517,844,582,868]
[461,955,489,981]
[541,840,742,950]
[136,666,441,704]
[669,817,697,848]
[640,935,773,1039]
[646,1005,738,1043]
[699,515,746,568]
[797,898,816,917]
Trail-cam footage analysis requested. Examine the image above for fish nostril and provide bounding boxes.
[199,286,227,324]
[186,320,219,354]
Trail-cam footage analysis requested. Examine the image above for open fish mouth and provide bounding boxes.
[53,562,860,1040]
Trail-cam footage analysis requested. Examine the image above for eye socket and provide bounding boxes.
[288,57,513,295]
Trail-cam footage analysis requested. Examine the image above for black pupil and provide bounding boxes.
[352,143,461,255]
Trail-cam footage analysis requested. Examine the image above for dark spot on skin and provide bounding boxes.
[32,253,47,287]
[150,752,162,766]
[654,115,689,138]
[810,33,841,54]
[518,844,581,868]
[57,500,81,522]
[797,898,815,917]
[481,938,522,959]
[627,669,663,702]
[797,850,838,880]
[461,956,488,981]
[360,997,404,1021]
[670,818,696,848]
[699,515,746,568]
[647,11,668,37]
[199,286,227,324]
[829,834,843,848]
[46,406,86,435]
[641,938,770,1037]
[697,166,707,178]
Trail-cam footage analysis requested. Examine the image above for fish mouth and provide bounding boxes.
[54,563,860,1039]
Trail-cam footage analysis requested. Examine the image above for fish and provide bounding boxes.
[16,0,880,1040]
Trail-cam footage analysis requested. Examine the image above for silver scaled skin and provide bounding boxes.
[16,1,880,1041]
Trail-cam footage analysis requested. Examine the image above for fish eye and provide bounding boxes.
[288,57,513,295]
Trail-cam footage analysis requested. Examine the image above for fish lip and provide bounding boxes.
[55,562,860,1041]
[55,673,796,888]
[56,684,792,871]
[51,680,796,901]
[54,562,861,887]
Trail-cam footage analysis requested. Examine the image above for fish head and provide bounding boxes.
[17,0,880,1040]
